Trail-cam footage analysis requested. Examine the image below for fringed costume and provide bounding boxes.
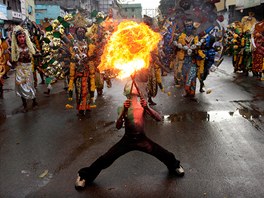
[147,48,163,105]
[11,26,37,112]
[252,20,264,80]
[174,19,205,97]
[68,28,95,116]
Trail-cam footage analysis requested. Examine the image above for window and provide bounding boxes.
[28,6,33,15]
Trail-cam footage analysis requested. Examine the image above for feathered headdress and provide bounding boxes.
[72,12,88,28]
[11,25,36,62]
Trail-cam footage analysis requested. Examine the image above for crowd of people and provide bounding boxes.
[0,1,263,116]
[158,1,263,98]
[224,14,264,78]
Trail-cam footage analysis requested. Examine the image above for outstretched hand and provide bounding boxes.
[124,99,131,109]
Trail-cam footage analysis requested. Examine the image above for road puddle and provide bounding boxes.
[163,107,263,123]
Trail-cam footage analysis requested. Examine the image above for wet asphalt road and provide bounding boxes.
[0,56,264,198]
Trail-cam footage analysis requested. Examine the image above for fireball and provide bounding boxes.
[98,21,161,79]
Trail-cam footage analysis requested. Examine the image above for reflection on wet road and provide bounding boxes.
[163,107,263,131]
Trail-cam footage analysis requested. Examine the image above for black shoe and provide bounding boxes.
[97,89,103,96]
[199,88,205,93]
[175,165,184,177]
[78,110,85,116]
[199,81,205,93]
[175,165,185,177]
[32,102,38,109]
[75,174,86,190]
[44,89,50,96]
[22,107,28,113]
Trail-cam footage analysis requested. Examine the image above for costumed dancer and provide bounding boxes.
[85,18,105,97]
[231,22,244,73]
[196,26,218,92]
[68,27,91,116]
[20,18,43,88]
[198,35,216,92]
[173,33,185,87]
[86,35,97,105]
[67,14,96,116]
[87,10,117,97]
[240,13,257,76]
[91,36,105,96]
[75,80,184,190]
[32,24,45,87]
[161,17,177,75]
[21,19,46,88]
[212,30,224,68]
[147,47,164,105]
[41,14,73,97]
[45,29,60,96]
[0,32,11,80]
[223,25,235,56]
[143,19,165,105]
[175,19,203,97]
[11,26,37,112]
[169,9,185,87]
[0,39,6,98]
[252,20,264,80]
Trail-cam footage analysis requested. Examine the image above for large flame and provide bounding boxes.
[98,21,161,79]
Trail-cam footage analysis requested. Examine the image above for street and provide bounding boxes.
[0,56,264,198]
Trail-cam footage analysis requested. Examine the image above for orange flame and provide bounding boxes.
[98,21,161,79]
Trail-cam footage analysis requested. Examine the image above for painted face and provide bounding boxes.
[185,24,194,35]
[76,28,86,40]
[17,33,26,45]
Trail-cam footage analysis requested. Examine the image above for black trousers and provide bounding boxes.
[78,133,180,183]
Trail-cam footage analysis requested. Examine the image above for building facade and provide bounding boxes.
[98,0,113,14]
[0,0,22,37]
[35,4,66,25]
[119,3,142,19]
[35,0,114,15]
[22,0,35,22]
